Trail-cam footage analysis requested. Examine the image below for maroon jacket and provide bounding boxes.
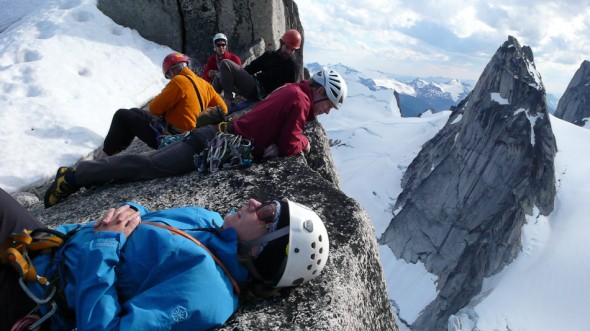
[202,52,242,82]
[233,81,315,158]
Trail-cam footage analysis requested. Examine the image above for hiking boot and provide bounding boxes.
[44,167,78,208]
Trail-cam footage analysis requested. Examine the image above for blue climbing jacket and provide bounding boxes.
[28,202,249,330]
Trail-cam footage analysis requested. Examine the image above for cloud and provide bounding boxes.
[296,0,590,96]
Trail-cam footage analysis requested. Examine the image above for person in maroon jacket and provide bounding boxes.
[202,33,242,92]
[44,69,348,208]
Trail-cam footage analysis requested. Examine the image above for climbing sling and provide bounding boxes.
[193,124,254,173]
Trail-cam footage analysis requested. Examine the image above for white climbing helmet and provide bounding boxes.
[213,33,228,47]
[275,199,330,287]
[312,69,348,109]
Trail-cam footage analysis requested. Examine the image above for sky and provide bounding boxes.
[296,0,590,98]
[2,1,590,330]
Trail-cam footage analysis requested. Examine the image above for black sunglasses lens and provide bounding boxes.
[256,201,277,223]
[216,43,226,47]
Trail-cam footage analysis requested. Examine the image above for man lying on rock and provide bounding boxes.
[0,187,329,330]
[44,69,347,208]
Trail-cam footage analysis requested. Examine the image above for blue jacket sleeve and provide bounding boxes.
[74,231,127,330]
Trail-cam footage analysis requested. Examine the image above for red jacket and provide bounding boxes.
[202,52,242,82]
[233,81,315,158]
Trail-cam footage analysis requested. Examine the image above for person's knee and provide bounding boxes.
[112,108,131,123]
[219,59,237,72]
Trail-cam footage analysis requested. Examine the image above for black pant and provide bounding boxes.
[103,108,159,155]
[0,189,46,330]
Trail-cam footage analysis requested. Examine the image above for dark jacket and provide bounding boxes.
[244,50,300,95]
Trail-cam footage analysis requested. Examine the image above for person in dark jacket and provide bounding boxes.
[1,187,329,330]
[43,69,347,208]
[217,29,302,105]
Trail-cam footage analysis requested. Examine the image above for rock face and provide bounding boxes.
[28,120,397,330]
[379,36,557,330]
[554,60,590,126]
[96,0,304,70]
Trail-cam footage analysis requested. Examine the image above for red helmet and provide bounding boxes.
[162,53,189,76]
[280,29,302,49]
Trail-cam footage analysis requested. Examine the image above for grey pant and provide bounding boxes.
[75,125,218,188]
[218,59,257,101]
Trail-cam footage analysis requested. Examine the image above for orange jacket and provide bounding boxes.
[149,68,227,132]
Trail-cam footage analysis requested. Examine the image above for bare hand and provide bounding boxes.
[303,141,311,154]
[263,144,279,158]
[93,205,141,238]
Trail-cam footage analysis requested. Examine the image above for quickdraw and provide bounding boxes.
[1,228,74,330]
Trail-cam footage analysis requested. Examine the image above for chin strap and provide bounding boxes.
[239,226,290,285]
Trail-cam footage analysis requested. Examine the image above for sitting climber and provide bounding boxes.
[44,69,347,208]
[202,33,242,92]
[217,29,302,106]
[0,187,329,330]
[96,53,228,158]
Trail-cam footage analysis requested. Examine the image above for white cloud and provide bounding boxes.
[297,0,590,96]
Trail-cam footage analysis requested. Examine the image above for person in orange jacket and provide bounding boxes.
[202,33,242,92]
[97,53,227,158]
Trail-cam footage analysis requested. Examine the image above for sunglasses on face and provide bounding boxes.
[256,200,278,223]
[216,43,227,47]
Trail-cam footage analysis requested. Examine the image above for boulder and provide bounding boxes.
[96,0,305,72]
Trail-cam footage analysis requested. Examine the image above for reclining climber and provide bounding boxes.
[217,29,303,106]
[0,187,330,330]
[96,53,227,158]
[43,69,348,208]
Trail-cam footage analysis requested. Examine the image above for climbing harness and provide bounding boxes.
[194,129,254,173]
[1,228,76,330]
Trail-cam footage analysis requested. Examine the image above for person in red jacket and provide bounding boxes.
[44,69,348,208]
[202,33,242,92]
[96,53,227,158]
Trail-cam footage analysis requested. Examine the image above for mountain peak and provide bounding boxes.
[380,35,557,330]
[554,60,590,126]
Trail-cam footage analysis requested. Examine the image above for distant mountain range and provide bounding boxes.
[306,62,559,116]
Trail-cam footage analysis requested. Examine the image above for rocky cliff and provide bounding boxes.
[554,60,590,127]
[379,36,557,330]
[96,0,304,71]
[27,120,397,330]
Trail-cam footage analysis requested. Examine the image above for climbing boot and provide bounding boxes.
[44,167,78,208]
